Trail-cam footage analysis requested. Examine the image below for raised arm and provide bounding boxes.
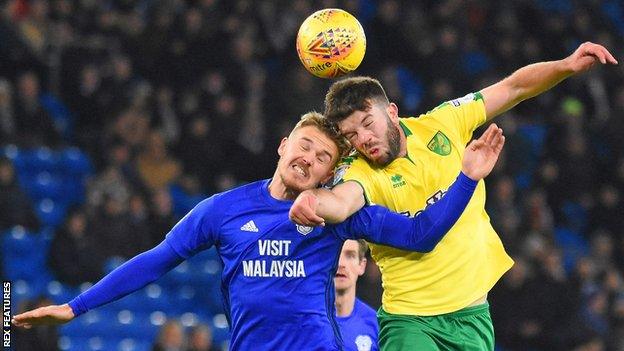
[12,240,184,328]
[481,42,617,120]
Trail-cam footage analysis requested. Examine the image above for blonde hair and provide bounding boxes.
[291,111,351,162]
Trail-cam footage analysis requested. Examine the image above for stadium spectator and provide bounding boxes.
[186,324,220,351]
[48,207,103,286]
[0,156,39,231]
[153,319,186,351]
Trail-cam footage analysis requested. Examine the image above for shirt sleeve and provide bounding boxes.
[429,92,487,144]
[333,159,375,205]
[67,196,224,317]
[331,172,477,252]
[68,240,184,317]
[165,195,222,259]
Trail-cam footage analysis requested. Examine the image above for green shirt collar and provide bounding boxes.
[399,120,412,137]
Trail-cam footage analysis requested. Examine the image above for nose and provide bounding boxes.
[356,131,373,150]
[301,150,314,166]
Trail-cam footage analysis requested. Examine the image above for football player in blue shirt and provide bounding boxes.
[13,112,505,350]
[335,239,379,351]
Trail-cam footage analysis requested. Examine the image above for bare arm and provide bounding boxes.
[289,180,365,226]
[482,42,617,120]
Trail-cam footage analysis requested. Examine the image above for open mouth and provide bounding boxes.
[292,164,307,177]
[335,272,347,278]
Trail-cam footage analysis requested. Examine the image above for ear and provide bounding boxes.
[357,257,367,276]
[387,102,399,124]
[277,137,288,156]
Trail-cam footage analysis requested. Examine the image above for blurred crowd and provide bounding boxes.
[1,0,624,350]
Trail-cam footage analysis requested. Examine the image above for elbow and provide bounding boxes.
[417,243,436,253]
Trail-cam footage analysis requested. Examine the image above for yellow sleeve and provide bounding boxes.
[333,156,375,205]
[427,92,487,144]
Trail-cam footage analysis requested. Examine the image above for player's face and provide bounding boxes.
[334,240,366,292]
[277,126,338,193]
[337,102,401,166]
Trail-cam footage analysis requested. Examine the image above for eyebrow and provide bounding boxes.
[301,137,333,160]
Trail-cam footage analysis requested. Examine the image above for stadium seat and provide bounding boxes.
[211,313,231,345]
[10,280,35,309]
[35,198,67,228]
[59,147,93,178]
[22,171,65,202]
[16,147,60,176]
[2,226,37,255]
[47,281,79,304]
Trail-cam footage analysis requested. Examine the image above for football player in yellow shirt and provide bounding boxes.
[289,42,617,350]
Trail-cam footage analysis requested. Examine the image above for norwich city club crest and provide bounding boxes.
[427,131,451,156]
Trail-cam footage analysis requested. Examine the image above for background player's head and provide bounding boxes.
[325,77,402,167]
[335,239,368,294]
[275,112,350,196]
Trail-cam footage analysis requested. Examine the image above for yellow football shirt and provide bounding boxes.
[340,92,513,316]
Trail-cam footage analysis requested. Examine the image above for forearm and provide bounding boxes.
[68,240,184,317]
[310,181,365,223]
[507,60,574,102]
[309,188,353,223]
[483,60,574,119]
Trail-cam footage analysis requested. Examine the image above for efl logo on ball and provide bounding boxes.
[296,8,366,79]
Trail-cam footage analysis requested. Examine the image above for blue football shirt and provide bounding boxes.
[166,179,373,350]
[336,298,379,351]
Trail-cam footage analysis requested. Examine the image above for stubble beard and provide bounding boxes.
[373,117,401,167]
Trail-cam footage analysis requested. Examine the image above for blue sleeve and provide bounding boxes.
[165,196,221,259]
[68,240,184,317]
[332,172,477,252]
[68,196,222,317]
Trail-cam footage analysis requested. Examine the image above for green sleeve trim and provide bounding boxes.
[399,120,412,137]
[474,91,484,101]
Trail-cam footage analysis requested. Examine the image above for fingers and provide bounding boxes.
[289,205,324,226]
[480,124,503,147]
[494,135,506,154]
[581,42,618,65]
[478,123,497,143]
[468,139,485,151]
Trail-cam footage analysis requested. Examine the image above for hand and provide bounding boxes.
[564,42,618,73]
[11,304,75,329]
[289,190,325,226]
[462,124,505,181]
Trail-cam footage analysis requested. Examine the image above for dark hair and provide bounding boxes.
[356,239,368,261]
[324,76,389,124]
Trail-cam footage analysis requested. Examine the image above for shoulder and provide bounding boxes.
[355,299,377,319]
[331,152,372,186]
[426,92,485,115]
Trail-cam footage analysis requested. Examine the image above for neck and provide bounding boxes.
[397,126,408,158]
[335,288,356,317]
[268,171,299,201]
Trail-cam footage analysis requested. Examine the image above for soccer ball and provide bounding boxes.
[296,8,366,79]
